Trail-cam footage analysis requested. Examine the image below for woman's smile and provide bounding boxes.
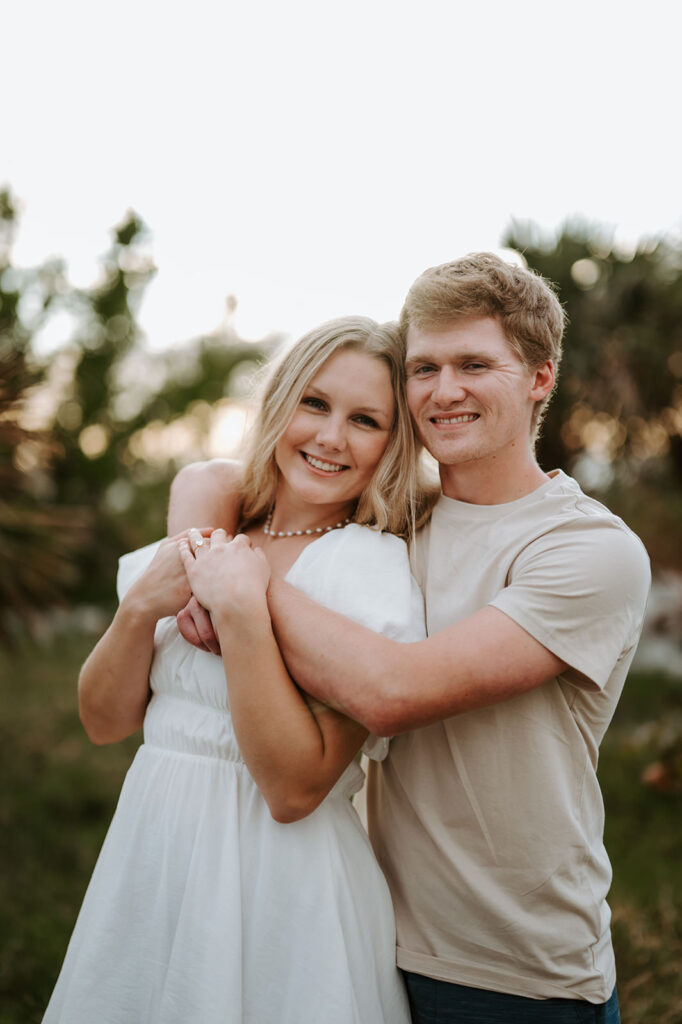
[300,451,349,474]
[272,348,395,529]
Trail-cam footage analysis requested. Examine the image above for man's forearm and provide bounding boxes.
[268,578,400,734]
[268,579,566,736]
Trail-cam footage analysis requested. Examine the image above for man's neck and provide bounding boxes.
[439,457,551,506]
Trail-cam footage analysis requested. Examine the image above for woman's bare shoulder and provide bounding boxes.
[168,459,243,533]
[171,458,242,488]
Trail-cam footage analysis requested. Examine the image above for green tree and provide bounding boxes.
[2,194,275,626]
[46,210,160,600]
[48,213,275,601]
[504,222,682,567]
[0,189,89,642]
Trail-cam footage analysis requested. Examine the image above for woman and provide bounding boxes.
[44,316,434,1024]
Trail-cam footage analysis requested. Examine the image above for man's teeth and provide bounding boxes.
[433,414,478,424]
[304,454,345,472]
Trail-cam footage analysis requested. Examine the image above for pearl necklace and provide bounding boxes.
[263,508,351,539]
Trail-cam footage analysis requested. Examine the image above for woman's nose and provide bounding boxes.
[315,416,347,450]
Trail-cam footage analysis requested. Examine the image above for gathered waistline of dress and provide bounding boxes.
[141,741,246,767]
[148,690,231,714]
[139,743,365,804]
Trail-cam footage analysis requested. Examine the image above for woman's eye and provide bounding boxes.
[301,397,326,410]
[353,414,379,428]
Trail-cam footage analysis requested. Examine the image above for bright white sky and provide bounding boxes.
[4,0,681,351]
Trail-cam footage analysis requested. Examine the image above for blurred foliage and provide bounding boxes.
[1,635,680,1023]
[0,191,90,643]
[2,196,682,1018]
[0,633,140,1023]
[0,187,277,633]
[504,221,682,568]
[598,669,682,1021]
[3,194,682,638]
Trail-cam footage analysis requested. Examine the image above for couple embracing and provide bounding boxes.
[44,253,649,1024]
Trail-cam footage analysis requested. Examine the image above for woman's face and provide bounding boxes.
[274,348,396,512]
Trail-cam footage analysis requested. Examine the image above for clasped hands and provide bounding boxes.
[176,528,271,655]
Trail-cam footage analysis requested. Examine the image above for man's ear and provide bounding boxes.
[529,360,555,401]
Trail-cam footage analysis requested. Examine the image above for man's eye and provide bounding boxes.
[412,365,436,376]
[465,363,486,371]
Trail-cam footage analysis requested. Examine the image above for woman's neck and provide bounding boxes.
[266,489,356,537]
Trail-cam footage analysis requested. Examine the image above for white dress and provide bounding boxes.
[43,524,425,1024]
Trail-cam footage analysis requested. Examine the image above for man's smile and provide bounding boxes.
[430,413,480,425]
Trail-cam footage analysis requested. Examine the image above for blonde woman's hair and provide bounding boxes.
[240,316,437,539]
[400,252,566,443]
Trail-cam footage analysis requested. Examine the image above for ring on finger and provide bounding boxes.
[188,527,206,553]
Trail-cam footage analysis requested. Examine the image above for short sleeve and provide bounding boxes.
[490,517,651,691]
[408,521,430,591]
[116,540,163,602]
[286,525,426,758]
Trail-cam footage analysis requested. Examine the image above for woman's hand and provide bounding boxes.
[125,531,209,623]
[178,529,272,620]
[78,529,211,745]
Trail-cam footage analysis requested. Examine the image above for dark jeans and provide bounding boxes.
[403,972,621,1024]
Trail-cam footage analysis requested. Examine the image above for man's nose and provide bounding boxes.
[432,367,466,406]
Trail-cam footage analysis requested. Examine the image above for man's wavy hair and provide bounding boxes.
[399,252,566,442]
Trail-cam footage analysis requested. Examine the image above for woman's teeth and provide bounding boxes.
[303,453,345,472]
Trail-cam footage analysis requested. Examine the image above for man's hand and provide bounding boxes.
[177,596,222,654]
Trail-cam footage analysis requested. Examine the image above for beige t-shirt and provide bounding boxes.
[367,470,651,1003]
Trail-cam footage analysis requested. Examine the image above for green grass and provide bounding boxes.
[599,669,682,1022]
[1,636,681,1022]
[0,633,140,1024]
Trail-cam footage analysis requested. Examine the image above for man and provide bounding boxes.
[170,254,650,1023]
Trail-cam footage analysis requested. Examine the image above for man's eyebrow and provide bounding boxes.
[405,352,438,366]
[455,350,500,362]
[406,349,500,365]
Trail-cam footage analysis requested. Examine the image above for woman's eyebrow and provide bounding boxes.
[354,405,388,417]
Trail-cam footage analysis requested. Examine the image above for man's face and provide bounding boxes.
[405,317,553,471]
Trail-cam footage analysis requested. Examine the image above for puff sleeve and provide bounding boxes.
[116,540,163,602]
[285,524,426,758]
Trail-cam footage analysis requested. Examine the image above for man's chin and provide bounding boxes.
[421,435,469,463]
[430,443,485,469]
